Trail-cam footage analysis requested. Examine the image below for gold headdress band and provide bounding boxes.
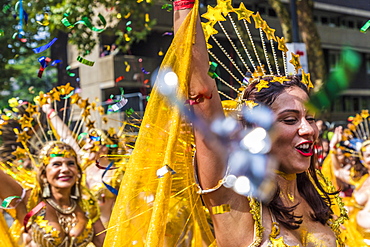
[201,1,313,111]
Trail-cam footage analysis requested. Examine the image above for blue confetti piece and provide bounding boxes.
[33,38,58,54]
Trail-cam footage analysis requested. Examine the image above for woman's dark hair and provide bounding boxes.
[243,75,334,229]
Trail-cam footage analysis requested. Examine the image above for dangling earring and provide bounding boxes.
[71,174,81,199]
[42,178,51,198]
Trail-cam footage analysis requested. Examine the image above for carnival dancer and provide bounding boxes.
[326,110,370,246]
[104,0,346,246]
[41,89,128,228]
[0,141,105,246]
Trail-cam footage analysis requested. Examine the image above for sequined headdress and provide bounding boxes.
[340,109,370,158]
[0,83,135,169]
[201,1,313,112]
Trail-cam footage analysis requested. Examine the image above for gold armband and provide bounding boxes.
[212,204,231,215]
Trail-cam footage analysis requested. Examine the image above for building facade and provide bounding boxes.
[55,0,370,129]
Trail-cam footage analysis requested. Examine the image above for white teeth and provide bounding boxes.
[297,144,310,149]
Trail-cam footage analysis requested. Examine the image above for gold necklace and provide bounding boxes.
[287,193,295,203]
[274,170,297,181]
[46,198,77,215]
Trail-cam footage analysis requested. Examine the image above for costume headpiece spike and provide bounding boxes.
[340,109,370,158]
[201,0,313,112]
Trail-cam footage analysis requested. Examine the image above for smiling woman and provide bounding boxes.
[170,1,346,246]
[0,141,106,247]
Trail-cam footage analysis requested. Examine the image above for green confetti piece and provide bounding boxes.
[61,13,106,33]
[77,56,95,66]
[2,4,11,13]
[125,108,134,117]
[360,20,370,33]
[208,62,218,78]
[307,47,361,112]
[66,65,76,77]
[161,4,173,12]
[62,90,74,99]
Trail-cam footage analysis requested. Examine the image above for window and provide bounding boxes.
[321,16,328,25]
[268,8,276,17]
[366,54,370,74]
[328,51,341,72]
[353,97,360,112]
[348,20,354,28]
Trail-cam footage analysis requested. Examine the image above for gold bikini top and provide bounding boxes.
[30,204,94,247]
[27,187,101,247]
[247,170,347,247]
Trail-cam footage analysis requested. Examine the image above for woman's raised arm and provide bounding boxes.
[0,170,28,222]
[173,2,255,246]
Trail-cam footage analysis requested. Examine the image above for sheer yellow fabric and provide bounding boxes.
[0,212,16,247]
[321,154,338,190]
[104,1,215,246]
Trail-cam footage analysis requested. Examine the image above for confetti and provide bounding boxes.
[307,48,361,112]
[2,4,11,13]
[32,38,58,53]
[145,13,150,23]
[161,4,173,12]
[156,165,176,178]
[50,59,61,66]
[37,56,51,78]
[111,98,128,112]
[100,161,118,195]
[12,32,27,42]
[115,76,125,83]
[38,56,51,68]
[124,12,131,19]
[61,91,74,99]
[125,108,134,116]
[36,13,49,26]
[208,62,219,79]
[360,20,370,33]
[141,67,150,74]
[77,56,95,66]
[124,61,131,72]
[66,65,76,77]
[162,31,173,36]
[61,13,107,33]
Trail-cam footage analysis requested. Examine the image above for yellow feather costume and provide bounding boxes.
[104,1,214,246]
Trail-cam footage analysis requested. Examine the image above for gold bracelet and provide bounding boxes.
[196,179,224,194]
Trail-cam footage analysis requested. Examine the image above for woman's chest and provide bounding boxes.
[260,206,337,247]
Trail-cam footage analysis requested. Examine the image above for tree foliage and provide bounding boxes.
[268,0,325,88]
[0,0,164,106]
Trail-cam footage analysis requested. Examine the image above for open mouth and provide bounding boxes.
[58,176,73,181]
[295,143,313,157]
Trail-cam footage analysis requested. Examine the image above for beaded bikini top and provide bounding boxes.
[30,204,94,247]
